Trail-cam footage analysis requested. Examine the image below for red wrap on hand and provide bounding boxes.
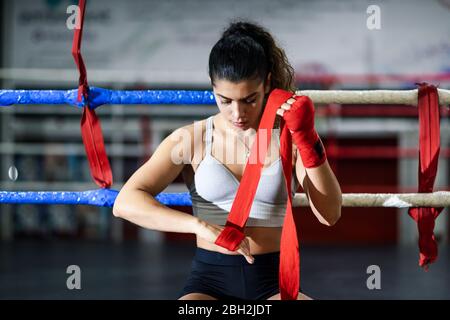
[214,222,246,252]
[282,94,326,168]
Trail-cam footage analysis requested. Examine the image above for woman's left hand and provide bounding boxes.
[275,94,316,135]
[274,92,326,168]
[275,95,297,124]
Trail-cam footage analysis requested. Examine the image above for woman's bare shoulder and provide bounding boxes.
[172,115,216,164]
[173,116,212,145]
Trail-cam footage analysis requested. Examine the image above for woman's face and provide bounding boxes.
[212,76,271,133]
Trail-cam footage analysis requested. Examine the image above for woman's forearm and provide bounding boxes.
[113,188,201,234]
[304,159,342,226]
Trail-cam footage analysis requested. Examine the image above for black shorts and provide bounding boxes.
[178,247,282,300]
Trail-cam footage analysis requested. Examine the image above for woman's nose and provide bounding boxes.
[231,102,247,120]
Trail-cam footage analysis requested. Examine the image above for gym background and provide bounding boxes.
[0,0,449,299]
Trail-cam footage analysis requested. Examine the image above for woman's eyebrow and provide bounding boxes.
[217,92,258,101]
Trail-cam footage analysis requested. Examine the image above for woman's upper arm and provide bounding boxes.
[120,124,194,196]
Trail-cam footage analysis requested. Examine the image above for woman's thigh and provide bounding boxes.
[178,292,218,300]
[266,292,312,300]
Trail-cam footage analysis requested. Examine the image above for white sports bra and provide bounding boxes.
[188,115,299,227]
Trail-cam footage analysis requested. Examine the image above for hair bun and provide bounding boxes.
[222,21,257,40]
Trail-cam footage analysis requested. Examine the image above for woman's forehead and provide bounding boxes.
[213,79,263,99]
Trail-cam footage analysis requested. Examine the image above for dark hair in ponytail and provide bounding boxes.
[208,20,296,92]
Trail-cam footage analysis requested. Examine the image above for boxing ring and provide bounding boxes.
[0,0,449,289]
[1,88,450,208]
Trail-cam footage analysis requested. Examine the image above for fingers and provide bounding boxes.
[237,237,254,264]
[238,249,254,264]
[281,102,292,110]
[286,97,296,104]
[276,103,291,117]
[207,224,254,264]
[276,108,285,117]
[276,96,297,117]
[276,105,290,117]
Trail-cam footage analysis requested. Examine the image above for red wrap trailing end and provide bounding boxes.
[215,88,312,300]
[72,0,113,188]
[408,83,444,268]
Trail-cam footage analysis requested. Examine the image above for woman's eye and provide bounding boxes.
[220,99,255,105]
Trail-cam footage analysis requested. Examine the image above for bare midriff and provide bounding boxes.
[196,226,282,255]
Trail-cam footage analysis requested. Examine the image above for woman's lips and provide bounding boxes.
[233,121,247,128]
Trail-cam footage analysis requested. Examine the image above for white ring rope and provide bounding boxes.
[293,191,450,208]
[297,89,450,105]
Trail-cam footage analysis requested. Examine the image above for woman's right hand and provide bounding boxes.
[194,220,255,264]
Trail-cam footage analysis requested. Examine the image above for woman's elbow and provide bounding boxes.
[319,197,342,226]
[112,201,124,218]
[322,208,341,226]
[112,191,128,218]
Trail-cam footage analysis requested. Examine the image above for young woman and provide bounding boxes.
[113,20,342,300]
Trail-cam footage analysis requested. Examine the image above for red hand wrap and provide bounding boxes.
[282,94,326,168]
[214,222,246,251]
